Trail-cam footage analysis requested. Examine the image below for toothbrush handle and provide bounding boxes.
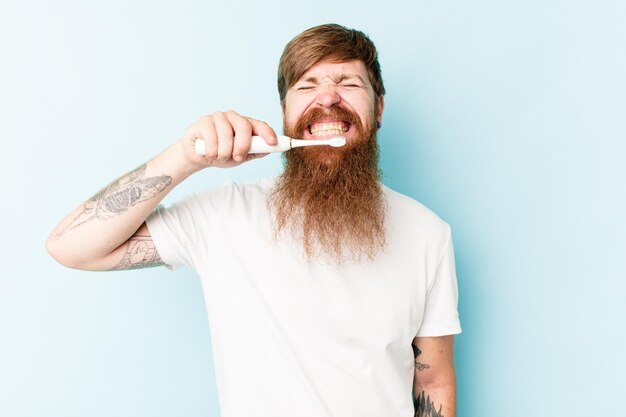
[194,136,291,155]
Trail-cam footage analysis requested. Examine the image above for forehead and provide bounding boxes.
[296,59,370,83]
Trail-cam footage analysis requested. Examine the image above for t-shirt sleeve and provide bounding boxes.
[416,226,462,337]
[145,196,204,271]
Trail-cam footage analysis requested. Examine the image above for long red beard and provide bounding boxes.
[268,107,386,264]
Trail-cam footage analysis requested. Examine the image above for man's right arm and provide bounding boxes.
[45,111,277,271]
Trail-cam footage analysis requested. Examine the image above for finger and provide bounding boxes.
[247,118,278,145]
[227,112,253,162]
[212,112,234,162]
[196,117,218,162]
[244,152,269,161]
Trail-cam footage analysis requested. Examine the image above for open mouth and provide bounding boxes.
[307,121,351,138]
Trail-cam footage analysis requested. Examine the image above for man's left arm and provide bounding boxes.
[412,335,456,417]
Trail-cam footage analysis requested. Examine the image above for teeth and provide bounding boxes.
[312,129,343,136]
[310,122,349,136]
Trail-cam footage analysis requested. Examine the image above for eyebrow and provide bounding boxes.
[300,74,366,84]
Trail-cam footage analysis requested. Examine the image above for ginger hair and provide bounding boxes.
[277,23,385,107]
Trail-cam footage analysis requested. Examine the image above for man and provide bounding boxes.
[47,24,461,417]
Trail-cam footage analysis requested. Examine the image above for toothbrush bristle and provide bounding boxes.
[329,136,347,147]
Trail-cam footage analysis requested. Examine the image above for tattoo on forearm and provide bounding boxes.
[415,362,431,371]
[414,391,444,417]
[412,345,444,416]
[412,344,431,371]
[52,164,172,239]
[111,235,164,270]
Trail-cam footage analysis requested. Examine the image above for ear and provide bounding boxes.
[377,95,385,124]
[281,99,288,126]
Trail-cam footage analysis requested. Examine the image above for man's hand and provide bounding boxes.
[179,110,278,170]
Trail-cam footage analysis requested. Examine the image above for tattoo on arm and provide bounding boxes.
[412,344,445,416]
[52,164,172,239]
[414,391,444,417]
[110,235,165,270]
[412,344,431,372]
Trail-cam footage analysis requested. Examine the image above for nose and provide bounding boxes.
[315,84,341,108]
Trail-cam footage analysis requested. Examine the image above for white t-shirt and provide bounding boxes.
[146,177,461,417]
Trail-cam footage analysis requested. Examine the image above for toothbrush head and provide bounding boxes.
[328,136,347,147]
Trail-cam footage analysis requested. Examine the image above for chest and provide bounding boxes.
[201,234,429,353]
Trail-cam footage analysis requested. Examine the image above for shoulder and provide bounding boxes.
[185,177,276,222]
[193,176,276,202]
[382,184,451,244]
[147,177,276,238]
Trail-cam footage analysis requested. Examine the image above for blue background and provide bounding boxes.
[1,0,624,416]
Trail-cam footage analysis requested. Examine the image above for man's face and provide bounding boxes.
[271,59,387,264]
[283,59,384,145]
